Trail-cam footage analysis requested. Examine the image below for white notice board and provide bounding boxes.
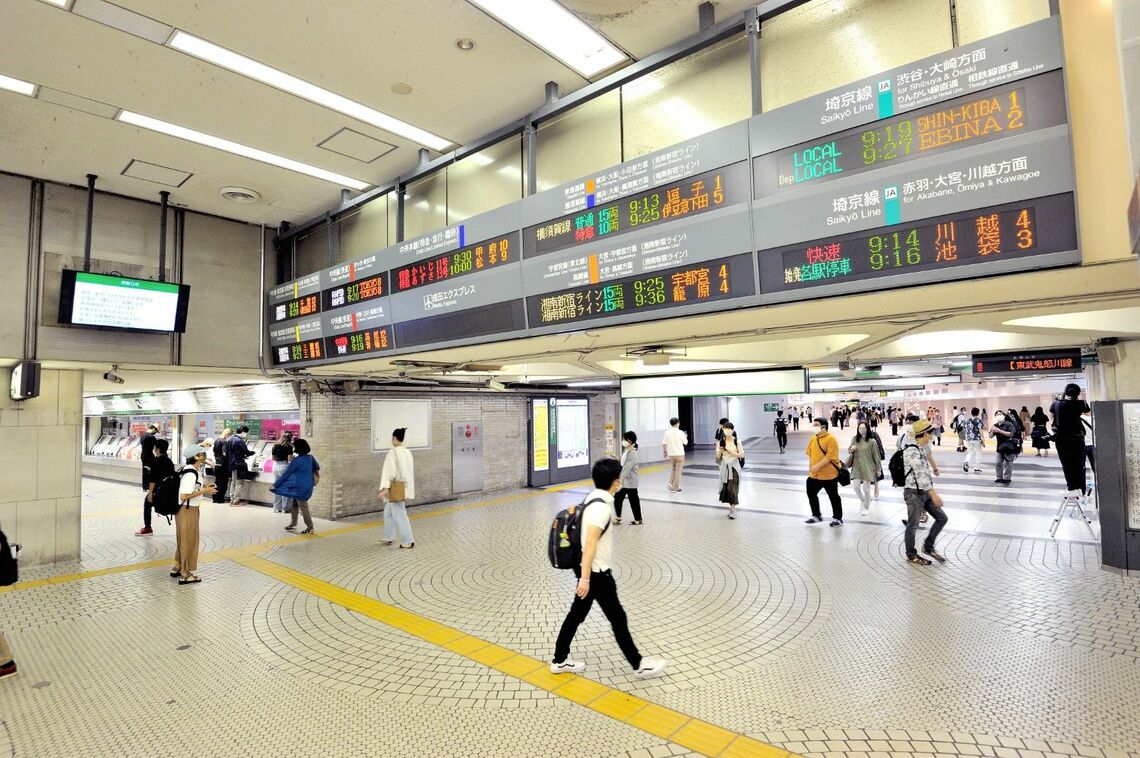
[371,400,432,451]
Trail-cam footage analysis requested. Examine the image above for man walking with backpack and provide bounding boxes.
[773,411,789,454]
[899,420,949,565]
[549,458,668,679]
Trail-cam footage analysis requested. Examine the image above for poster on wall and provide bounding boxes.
[1123,402,1140,530]
[555,399,590,469]
[532,399,549,472]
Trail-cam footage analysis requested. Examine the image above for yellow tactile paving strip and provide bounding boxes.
[0,478,596,595]
[223,545,793,758]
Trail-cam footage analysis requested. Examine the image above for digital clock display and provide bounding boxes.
[754,70,1067,198]
[322,273,386,311]
[758,193,1076,295]
[523,162,750,259]
[272,338,324,366]
[271,293,320,324]
[392,234,516,293]
[527,253,753,327]
[325,326,393,358]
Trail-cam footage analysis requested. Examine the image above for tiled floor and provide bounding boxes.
[0,441,1135,758]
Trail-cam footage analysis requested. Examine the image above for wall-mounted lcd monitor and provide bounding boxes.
[58,270,191,333]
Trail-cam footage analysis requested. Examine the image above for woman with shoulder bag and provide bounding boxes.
[849,422,883,516]
[378,428,416,549]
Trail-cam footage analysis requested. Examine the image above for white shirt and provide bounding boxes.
[178,468,202,507]
[581,489,616,573]
[380,445,416,500]
[662,427,688,456]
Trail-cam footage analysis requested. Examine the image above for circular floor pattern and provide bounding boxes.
[856,526,1140,660]
[760,727,1140,758]
[241,581,565,709]
[252,509,832,698]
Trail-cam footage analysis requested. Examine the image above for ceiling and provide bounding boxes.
[0,0,757,226]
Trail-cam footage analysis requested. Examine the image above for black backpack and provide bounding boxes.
[548,497,608,570]
[0,528,19,586]
[774,418,787,434]
[154,468,197,524]
[889,444,919,487]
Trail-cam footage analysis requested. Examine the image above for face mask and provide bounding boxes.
[994,414,1004,422]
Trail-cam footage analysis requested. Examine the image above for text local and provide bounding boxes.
[792,141,843,183]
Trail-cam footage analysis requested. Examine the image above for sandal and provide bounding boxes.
[178,574,202,585]
[630,520,643,525]
[907,555,932,566]
[398,543,415,549]
[612,518,622,525]
[169,568,181,578]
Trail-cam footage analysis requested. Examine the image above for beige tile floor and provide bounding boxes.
[0,448,1135,758]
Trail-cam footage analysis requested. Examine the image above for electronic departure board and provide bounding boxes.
[753,70,1068,198]
[758,193,1077,297]
[265,17,1079,369]
[526,253,754,327]
[971,348,1081,375]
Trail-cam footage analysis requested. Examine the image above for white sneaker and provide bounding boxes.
[550,658,586,674]
[633,657,668,679]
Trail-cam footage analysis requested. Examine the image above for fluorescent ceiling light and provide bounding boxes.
[0,73,37,97]
[117,110,370,191]
[166,31,453,152]
[566,380,617,387]
[811,375,962,390]
[37,0,70,6]
[467,0,627,78]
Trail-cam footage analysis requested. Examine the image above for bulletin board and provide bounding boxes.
[371,399,432,451]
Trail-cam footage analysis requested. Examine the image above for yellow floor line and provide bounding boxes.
[1,480,594,594]
[227,550,793,758]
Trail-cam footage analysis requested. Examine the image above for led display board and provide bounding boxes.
[971,348,1081,375]
[59,270,190,333]
[758,193,1076,297]
[265,17,1077,369]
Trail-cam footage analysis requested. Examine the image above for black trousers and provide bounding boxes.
[1055,437,1087,493]
[776,430,788,450]
[554,569,641,668]
[806,477,842,520]
[614,488,642,521]
[142,493,153,528]
[213,467,231,503]
[791,418,799,430]
[891,423,899,435]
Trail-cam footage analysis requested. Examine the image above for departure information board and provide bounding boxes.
[758,193,1076,296]
[266,17,1078,368]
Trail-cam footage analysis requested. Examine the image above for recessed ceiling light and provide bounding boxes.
[0,73,37,97]
[37,0,71,7]
[166,31,453,152]
[219,186,261,203]
[456,38,476,51]
[389,82,413,96]
[117,110,371,191]
[466,0,627,78]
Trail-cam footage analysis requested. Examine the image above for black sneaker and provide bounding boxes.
[924,547,946,562]
[805,516,823,524]
[829,519,842,527]
[907,555,932,566]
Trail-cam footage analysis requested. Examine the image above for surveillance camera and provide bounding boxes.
[103,371,124,384]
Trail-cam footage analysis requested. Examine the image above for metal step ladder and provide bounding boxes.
[1049,489,1095,539]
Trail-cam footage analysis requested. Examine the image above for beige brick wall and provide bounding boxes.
[300,391,529,520]
[0,368,83,564]
[300,390,617,521]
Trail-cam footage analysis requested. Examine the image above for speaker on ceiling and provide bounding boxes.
[1096,344,1124,365]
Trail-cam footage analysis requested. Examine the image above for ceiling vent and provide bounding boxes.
[122,159,192,187]
[318,127,397,164]
[220,186,261,204]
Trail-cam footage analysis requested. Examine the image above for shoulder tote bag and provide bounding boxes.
[388,451,407,502]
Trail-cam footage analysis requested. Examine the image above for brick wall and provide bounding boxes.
[300,389,618,521]
[301,390,530,521]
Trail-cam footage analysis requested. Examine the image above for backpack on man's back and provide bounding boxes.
[548,497,608,570]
